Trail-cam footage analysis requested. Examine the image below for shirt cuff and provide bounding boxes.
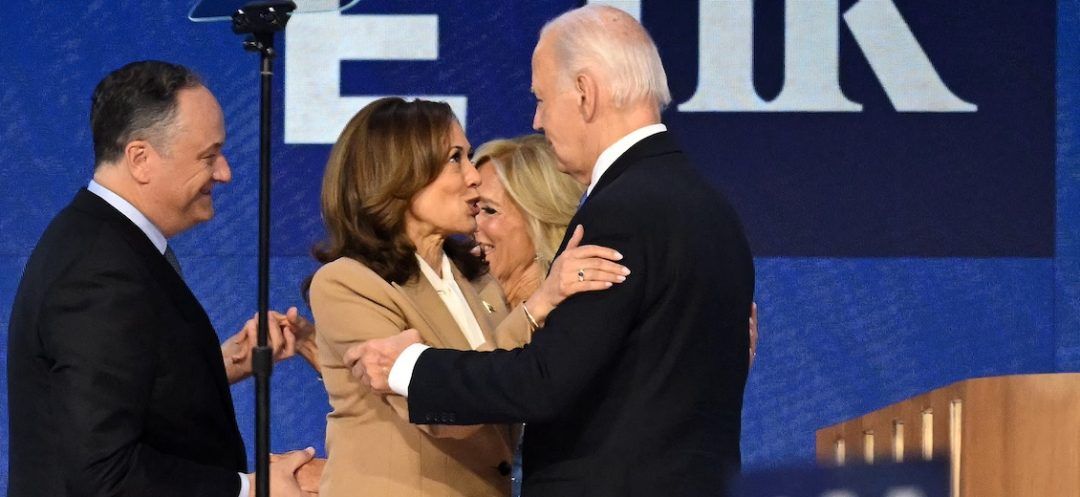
[238,472,250,497]
[388,343,430,397]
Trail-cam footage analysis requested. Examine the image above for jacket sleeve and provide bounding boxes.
[310,260,485,439]
[491,303,535,350]
[407,220,646,425]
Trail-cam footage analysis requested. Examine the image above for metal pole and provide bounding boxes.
[230,5,295,495]
[252,33,275,497]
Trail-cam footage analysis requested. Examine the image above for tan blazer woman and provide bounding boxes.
[309,257,533,497]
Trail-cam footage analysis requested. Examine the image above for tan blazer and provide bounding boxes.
[309,257,533,497]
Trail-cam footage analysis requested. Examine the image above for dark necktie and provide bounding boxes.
[164,245,183,277]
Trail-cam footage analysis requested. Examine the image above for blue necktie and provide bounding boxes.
[164,245,183,277]
[577,192,588,210]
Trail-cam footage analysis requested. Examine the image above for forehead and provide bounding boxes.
[171,86,225,142]
[477,165,506,198]
[446,119,469,147]
[531,37,556,86]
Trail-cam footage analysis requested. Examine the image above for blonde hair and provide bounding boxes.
[474,134,585,271]
[540,4,671,110]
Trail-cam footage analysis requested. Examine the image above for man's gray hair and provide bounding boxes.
[540,5,671,111]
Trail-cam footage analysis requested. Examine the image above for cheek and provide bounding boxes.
[507,230,535,260]
[476,218,494,242]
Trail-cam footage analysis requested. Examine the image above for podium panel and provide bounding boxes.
[816,373,1080,497]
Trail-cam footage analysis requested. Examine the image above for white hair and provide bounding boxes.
[540,4,671,111]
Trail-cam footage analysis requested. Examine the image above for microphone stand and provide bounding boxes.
[230,2,296,497]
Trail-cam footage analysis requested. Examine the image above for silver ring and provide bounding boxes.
[577,268,586,282]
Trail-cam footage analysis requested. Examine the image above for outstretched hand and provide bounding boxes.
[524,225,629,326]
[222,311,297,384]
[342,329,423,393]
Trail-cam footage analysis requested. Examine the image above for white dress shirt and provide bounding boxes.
[415,252,487,350]
[584,123,667,198]
[387,124,667,398]
[87,180,167,254]
[88,180,248,497]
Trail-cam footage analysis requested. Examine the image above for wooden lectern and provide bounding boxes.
[815,373,1080,497]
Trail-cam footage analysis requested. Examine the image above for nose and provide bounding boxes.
[532,107,542,132]
[463,156,481,188]
[214,155,232,183]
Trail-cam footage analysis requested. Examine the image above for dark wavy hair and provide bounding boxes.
[307,97,486,293]
[90,60,202,168]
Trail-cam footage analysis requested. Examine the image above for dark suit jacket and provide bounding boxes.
[408,131,755,497]
[7,189,247,497]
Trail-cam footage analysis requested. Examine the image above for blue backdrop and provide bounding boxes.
[1,0,1077,491]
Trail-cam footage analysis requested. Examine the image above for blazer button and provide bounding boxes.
[497,461,512,476]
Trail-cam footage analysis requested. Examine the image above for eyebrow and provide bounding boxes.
[198,142,223,156]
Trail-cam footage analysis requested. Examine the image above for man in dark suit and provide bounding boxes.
[345,5,754,497]
[6,61,312,497]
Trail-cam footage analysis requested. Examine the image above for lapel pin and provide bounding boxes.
[482,300,496,314]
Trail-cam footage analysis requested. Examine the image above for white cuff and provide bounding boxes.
[388,343,430,397]
[238,472,250,497]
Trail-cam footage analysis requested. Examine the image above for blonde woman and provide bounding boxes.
[473,134,759,363]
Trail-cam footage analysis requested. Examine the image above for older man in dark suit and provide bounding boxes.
[345,5,755,497]
[6,61,312,497]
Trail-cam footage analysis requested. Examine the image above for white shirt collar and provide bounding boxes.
[416,251,454,288]
[585,123,667,197]
[87,180,168,255]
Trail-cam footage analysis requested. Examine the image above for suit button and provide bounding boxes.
[497,461,512,476]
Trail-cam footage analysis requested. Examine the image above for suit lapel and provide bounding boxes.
[555,131,682,258]
[391,275,472,350]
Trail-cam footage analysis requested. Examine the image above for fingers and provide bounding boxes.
[229,316,258,362]
[343,343,365,372]
[565,224,584,250]
[296,457,325,493]
[267,316,288,357]
[281,321,297,360]
[564,244,623,262]
[343,342,377,389]
[342,330,421,392]
[273,447,316,472]
[574,259,630,281]
[285,306,316,340]
[399,328,421,346]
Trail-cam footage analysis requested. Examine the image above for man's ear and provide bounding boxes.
[576,71,599,122]
[124,140,154,184]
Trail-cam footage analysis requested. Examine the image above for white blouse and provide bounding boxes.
[416,253,487,350]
